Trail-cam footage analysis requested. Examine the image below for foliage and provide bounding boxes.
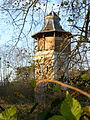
[81,74,90,79]
[83,106,90,116]
[48,115,66,120]
[0,80,35,104]
[53,84,60,91]
[60,91,82,120]
[15,65,35,82]
[35,91,90,120]
[36,108,51,120]
[0,91,90,120]
[0,106,17,120]
[31,79,36,87]
[0,0,90,88]
[0,0,90,119]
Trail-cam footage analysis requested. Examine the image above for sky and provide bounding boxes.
[0,0,81,47]
[0,0,88,59]
[0,0,64,58]
[0,0,73,80]
[0,0,71,45]
[0,0,62,64]
[0,0,89,78]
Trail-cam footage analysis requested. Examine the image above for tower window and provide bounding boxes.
[46,66,49,74]
[38,38,45,51]
[55,40,60,51]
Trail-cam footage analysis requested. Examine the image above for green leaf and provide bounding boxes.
[81,74,90,79]
[88,5,90,12]
[76,42,81,48]
[71,98,82,120]
[53,84,60,91]
[48,115,66,120]
[0,113,4,120]
[82,116,89,120]
[83,0,86,4]
[31,79,36,87]
[60,91,82,120]
[37,109,50,120]
[61,2,64,6]
[83,106,90,116]
[63,1,68,5]
[0,106,17,120]
[67,17,73,22]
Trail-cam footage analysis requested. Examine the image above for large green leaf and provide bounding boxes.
[81,74,90,79]
[71,98,82,120]
[0,106,17,120]
[60,91,82,120]
[0,113,4,120]
[36,109,50,120]
[48,115,66,120]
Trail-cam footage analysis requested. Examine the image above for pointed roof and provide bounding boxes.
[32,11,70,38]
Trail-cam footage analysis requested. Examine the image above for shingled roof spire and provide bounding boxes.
[32,11,68,38]
[42,11,62,31]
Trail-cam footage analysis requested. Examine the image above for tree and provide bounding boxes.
[14,65,35,82]
[0,0,90,93]
[0,0,89,67]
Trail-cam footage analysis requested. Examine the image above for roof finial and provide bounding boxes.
[51,3,54,13]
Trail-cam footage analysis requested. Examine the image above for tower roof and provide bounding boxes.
[32,11,70,38]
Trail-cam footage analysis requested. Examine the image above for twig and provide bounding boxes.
[36,79,90,99]
[85,6,90,39]
[0,106,5,111]
[10,0,39,51]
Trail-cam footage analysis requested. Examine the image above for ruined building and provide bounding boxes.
[32,11,71,83]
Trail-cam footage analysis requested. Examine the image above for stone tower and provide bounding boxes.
[32,11,71,83]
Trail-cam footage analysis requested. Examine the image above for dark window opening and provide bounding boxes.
[46,66,49,74]
[55,40,60,51]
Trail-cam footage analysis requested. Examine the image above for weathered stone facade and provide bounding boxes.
[32,12,71,82]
